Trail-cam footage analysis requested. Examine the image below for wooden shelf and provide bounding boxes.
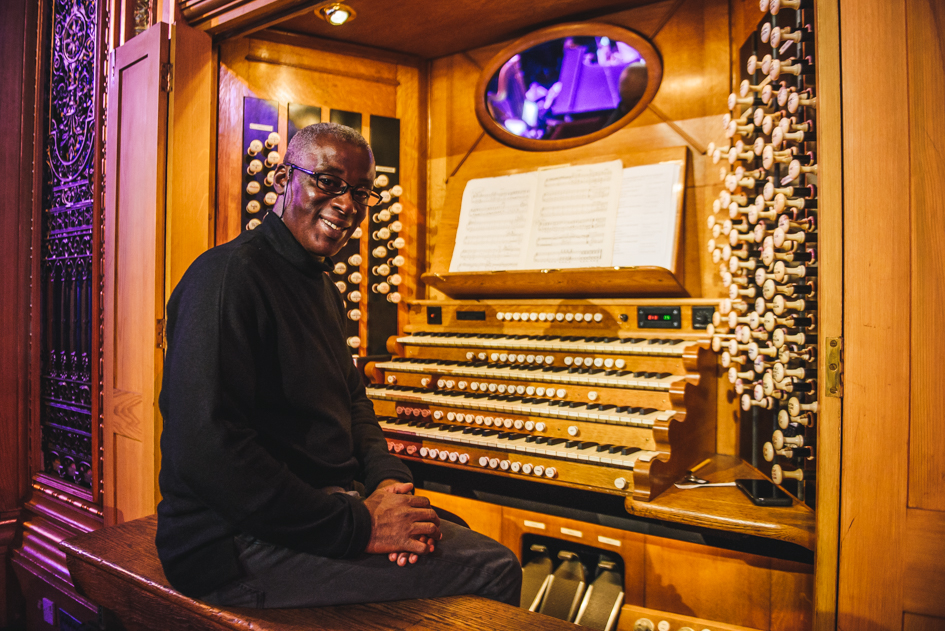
[625,455,816,550]
[421,267,688,299]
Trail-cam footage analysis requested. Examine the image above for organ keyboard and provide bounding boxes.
[367,300,719,502]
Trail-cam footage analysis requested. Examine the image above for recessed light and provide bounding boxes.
[316,2,356,26]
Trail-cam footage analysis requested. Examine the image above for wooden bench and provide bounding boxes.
[61,515,577,631]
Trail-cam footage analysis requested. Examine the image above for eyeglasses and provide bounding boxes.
[286,162,383,207]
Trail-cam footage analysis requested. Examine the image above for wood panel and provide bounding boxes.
[103,23,170,524]
[903,509,945,619]
[837,1,912,630]
[644,537,772,630]
[905,614,945,631]
[907,0,945,513]
[811,0,843,629]
[166,22,214,295]
[0,0,34,528]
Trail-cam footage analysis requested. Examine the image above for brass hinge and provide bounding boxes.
[156,319,167,350]
[825,336,843,398]
[160,62,173,92]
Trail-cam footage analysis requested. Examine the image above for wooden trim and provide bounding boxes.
[812,1,843,629]
[28,0,51,492]
[252,28,424,68]
[473,22,664,152]
[422,267,689,300]
[91,0,110,507]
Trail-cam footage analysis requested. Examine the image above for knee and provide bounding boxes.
[484,544,522,605]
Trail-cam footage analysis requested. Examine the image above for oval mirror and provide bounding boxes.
[475,23,662,151]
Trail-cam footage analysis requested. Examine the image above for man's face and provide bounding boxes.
[274,138,375,259]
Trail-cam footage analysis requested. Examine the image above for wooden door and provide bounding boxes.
[838,0,945,628]
[102,22,169,524]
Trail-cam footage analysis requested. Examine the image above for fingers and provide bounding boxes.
[398,537,430,555]
[405,494,432,508]
[384,482,414,495]
[410,520,441,538]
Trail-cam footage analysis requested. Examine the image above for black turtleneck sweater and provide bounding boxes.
[156,214,412,597]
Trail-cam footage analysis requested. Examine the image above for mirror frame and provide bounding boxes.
[474,22,663,152]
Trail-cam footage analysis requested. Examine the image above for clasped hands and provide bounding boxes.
[364,480,441,567]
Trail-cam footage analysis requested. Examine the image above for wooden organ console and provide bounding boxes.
[368,300,718,503]
[356,3,824,629]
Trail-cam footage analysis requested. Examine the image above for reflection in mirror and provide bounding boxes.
[476,24,662,151]
[487,36,646,141]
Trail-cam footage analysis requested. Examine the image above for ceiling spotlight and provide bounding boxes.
[316,2,356,26]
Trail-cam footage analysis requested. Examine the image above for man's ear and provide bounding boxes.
[272,164,290,194]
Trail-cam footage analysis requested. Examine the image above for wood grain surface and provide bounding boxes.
[907,0,945,514]
[838,0,911,629]
[811,0,843,628]
[61,515,579,631]
[422,267,689,299]
[625,455,814,549]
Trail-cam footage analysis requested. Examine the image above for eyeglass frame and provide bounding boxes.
[284,162,383,207]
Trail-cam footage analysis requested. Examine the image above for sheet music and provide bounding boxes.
[611,162,682,270]
[523,160,623,269]
[449,172,537,272]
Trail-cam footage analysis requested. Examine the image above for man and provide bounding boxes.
[156,123,521,608]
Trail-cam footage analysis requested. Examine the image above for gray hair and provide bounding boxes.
[284,122,373,166]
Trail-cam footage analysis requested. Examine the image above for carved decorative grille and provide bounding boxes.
[40,0,101,491]
[134,0,152,35]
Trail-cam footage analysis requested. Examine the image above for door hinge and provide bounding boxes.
[160,62,173,92]
[156,318,167,350]
[825,336,843,398]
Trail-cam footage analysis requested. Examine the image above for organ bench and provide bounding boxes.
[59,515,577,631]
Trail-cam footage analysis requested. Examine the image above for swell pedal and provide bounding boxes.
[539,550,586,622]
[521,544,553,611]
[574,559,625,630]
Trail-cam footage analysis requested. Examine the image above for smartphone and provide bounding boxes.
[736,479,794,506]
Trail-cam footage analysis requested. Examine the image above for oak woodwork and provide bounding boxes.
[498,501,812,630]
[103,23,170,524]
[472,22,664,152]
[618,604,763,631]
[624,455,814,549]
[907,0,945,514]
[837,1,913,630]
[903,508,945,619]
[61,514,580,631]
[166,21,214,295]
[811,1,842,629]
[422,267,689,300]
[245,0,669,60]
[11,488,102,629]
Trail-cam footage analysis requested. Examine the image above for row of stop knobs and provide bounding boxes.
[386,440,559,478]
[707,1,817,489]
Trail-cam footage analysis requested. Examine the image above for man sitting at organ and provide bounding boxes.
[155,122,521,608]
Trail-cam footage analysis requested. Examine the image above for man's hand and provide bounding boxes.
[373,481,438,566]
[363,482,441,562]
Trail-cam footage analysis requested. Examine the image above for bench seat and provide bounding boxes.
[60,514,577,631]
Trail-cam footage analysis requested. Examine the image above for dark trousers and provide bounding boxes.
[199,520,522,608]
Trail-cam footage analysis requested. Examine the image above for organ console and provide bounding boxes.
[368,300,718,502]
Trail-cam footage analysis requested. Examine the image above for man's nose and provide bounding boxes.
[332,189,358,215]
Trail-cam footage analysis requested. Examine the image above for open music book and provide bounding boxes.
[449,160,682,273]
